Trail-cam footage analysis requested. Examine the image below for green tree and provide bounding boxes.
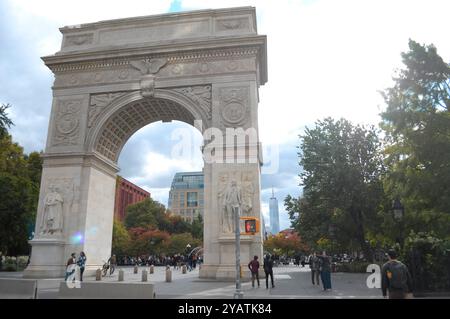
[158,214,192,234]
[264,233,307,257]
[128,227,170,256]
[124,198,166,229]
[380,39,450,238]
[111,219,130,256]
[0,173,36,255]
[285,118,385,260]
[0,103,14,139]
[0,134,27,176]
[190,213,204,239]
[167,233,201,255]
[0,116,42,256]
[24,151,43,185]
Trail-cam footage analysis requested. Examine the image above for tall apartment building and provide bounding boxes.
[168,172,204,223]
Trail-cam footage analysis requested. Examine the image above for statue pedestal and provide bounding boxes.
[199,235,262,280]
[23,238,66,278]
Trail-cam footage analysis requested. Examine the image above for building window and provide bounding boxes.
[179,192,185,207]
[187,192,198,207]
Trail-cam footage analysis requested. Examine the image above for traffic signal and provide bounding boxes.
[242,218,259,234]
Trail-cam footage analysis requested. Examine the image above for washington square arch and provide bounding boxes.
[24,6,267,280]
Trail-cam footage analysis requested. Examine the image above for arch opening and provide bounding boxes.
[94,96,198,163]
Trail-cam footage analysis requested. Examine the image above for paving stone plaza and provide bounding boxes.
[0,265,382,299]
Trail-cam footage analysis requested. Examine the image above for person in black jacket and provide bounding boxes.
[263,254,275,289]
[381,249,413,299]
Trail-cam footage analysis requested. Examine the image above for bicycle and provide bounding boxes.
[102,260,110,277]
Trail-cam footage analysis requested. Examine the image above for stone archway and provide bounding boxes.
[24,7,267,280]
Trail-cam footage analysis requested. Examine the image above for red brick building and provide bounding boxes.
[279,228,298,239]
[114,176,150,221]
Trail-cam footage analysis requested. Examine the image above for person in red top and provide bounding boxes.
[248,255,260,288]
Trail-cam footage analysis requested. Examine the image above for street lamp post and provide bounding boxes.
[233,207,243,299]
[392,198,405,247]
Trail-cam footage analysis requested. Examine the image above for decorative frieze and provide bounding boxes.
[129,58,168,75]
[49,47,259,74]
[53,57,254,88]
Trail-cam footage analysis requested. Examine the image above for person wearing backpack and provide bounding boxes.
[381,249,413,299]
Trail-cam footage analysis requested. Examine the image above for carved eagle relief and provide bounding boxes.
[130,58,168,75]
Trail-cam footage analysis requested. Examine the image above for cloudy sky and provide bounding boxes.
[1,0,449,231]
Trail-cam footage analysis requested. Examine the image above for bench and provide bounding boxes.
[0,278,37,299]
[58,281,155,299]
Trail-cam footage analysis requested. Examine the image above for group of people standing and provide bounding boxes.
[247,254,275,289]
[308,251,332,291]
[65,251,86,282]
[247,251,332,291]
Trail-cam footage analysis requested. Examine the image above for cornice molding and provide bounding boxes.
[46,46,260,72]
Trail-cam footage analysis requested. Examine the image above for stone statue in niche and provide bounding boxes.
[217,174,229,232]
[40,185,64,235]
[222,180,242,234]
[39,179,76,237]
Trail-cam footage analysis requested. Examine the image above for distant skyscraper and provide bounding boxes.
[269,188,280,234]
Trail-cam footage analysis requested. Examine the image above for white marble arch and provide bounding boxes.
[24,7,267,280]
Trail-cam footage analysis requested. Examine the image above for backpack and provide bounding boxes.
[387,261,407,290]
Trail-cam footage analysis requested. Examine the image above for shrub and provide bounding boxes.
[337,261,382,273]
[3,256,17,271]
[403,232,450,292]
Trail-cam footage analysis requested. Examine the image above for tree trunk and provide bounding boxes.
[350,207,373,262]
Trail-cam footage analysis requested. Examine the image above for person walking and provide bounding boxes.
[76,251,87,281]
[248,255,260,288]
[65,253,76,281]
[381,249,413,299]
[318,251,332,291]
[309,251,320,286]
[108,254,117,275]
[263,255,275,289]
[192,254,197,269]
